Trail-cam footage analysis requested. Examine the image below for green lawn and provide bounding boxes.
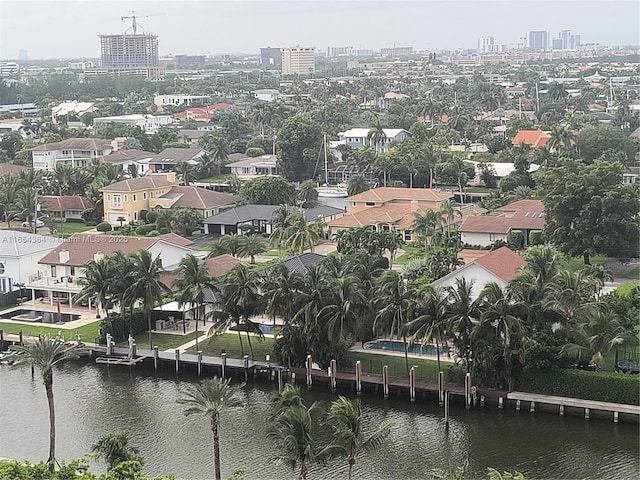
[626,266,640,280]
[132,331,198,350]
[186,332,275,359]
[52,222,95,237]
[394,245,424,265]
[0,320,102,343]
[562,255,608,273]
[344,351,464,384]
[616,281,640,296]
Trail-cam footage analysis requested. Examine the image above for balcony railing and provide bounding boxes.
[26,273,81,291]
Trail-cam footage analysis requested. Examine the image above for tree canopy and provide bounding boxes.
[276,112,324,182]
[239,176,296,205]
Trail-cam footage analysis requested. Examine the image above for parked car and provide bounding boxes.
[22,219,45,228]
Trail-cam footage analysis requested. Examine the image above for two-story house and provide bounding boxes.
[26,233,194,310]
[40,196,92,222]
[148,147,207,173]
[51,101,95,126]
[31,138,116,171]
[93,114,173,133]
[337,128,410,153]
[100,172,237,225]
[327,187,455,241]
[226,154,278,179]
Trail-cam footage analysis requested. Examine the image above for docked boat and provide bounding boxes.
[317,135,348,198]
[0,350,17,364]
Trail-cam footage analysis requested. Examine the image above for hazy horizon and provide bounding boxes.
[1,0,639,60]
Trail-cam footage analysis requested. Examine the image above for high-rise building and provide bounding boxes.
[327,46,355,57]
[17,49,28,61]
[91,32,163,79]
[260,47,282,67]
[477,36,495,54]
[552,38,564,50]
[560,30,571,49]
[570,34,581,50]
[529,31,548,50]
[380,46,413,56]
[281,47,315,75]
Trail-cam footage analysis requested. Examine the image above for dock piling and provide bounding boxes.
[175,349,180,373]
[305,355,313,386]
[330,359,336,392]
[0,329,3,345]
[221,353,226,378]
[355,360,362,396]
[277,369,283,393]
[243,355,249,381]
[197,351,202,377]
[153,346,159,371]
[516,399,521,411]
[530,401,535,413]
[438,371,444,406]
[106,334,113,355]
[585,408,590,419]
[559,405,564,416]
[614,411,619,423]
[498,397,504,409]
[19,330,23,346]
[382,365,389,399]
[409,366,416,402]
[480,395,485,407]
[444,391,450,432]
[464,373,472,410]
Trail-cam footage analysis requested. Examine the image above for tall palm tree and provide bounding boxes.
[284,210,323,255]
[208,234,248,258]
[200,132,231,176]
[446,277,481,372]
[175,162,196,186]
[298,180,319,208]
[266,391,327,480]
[347,175,369,196]
[177,377,245,480]
[439,200,462,240]
[406,285,449,373]
[542,270,597,328]
[373,152,395,187]
[175,254,213,352]
[222,264,264,359]
[319,276,367,351]
[73,257,112,318]
[373,270,416,375]
[0,173,21,227]
[411,209,441,252]
[262,262,303,330]
[326,396,390,480]
[127,250,168,348]
[237,234,270,264]
[12,337,82,471]
[366,120,387,153]
[89,431,142,470]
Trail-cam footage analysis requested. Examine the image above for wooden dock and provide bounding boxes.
[507,391,640,422]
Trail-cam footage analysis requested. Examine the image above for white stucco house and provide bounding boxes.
[0,231,64,293]
[93,114,173,133]
[226,154,278,179]
[434,247,525,299]
[25,233,194,310]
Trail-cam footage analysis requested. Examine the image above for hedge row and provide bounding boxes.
[98,309,148,343]
[519,369,640,405]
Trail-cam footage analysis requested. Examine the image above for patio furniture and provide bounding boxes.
[156,320,166,331]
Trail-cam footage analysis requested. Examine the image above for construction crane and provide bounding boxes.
[121,10,162,35]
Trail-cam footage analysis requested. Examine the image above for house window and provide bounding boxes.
[489,234,501,241]
[143,192,147,199]
[366,202,375,206]
[124,195,128,203]
[0,263,4,275]
[107,195,111,201]
[134,211,138,220]
[112,195,121,207]
[133,194,137,202]
[352,202,356,206]
[70,267,76,276]
[51,266,57,277]
[404,230,412,241]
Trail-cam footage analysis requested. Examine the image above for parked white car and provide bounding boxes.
[22,219,45,228]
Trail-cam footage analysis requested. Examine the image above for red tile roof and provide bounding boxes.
[0,163,29,175]
[474,246,525,282]
[173,103,232,120]
[459,199,545,234]
[41,196,91,212]
[348,187,454,203]
[512,130,551,149]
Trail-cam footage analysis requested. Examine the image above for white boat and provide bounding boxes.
[317,135,348,198]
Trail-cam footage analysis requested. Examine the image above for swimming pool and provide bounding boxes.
[0,309,80,324]
[367,339,438,356]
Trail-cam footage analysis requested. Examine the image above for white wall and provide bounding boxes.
[435,263,507,299]
[0,247,59,292]
[148,242,192,271]
[461,232,507,247]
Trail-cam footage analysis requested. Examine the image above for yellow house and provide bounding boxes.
[100,172,237,225]
[327,187,456,242]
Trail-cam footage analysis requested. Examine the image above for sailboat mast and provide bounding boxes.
[324,134,329,185]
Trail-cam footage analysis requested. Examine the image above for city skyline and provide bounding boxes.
[1,0,639,60]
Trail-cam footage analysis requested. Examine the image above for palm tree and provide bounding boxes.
[508,186,534,202]
[439,200,461,240]
[270,205,294,253]
[89,431,142,470]
[542,270,598,328]
[284,210,323,255]
[237,234,270,264]
[175,254,213,352]
[262,262,303,330]
[298,180,319,208]
[17,186,37,230]
[175,162,196,186]
[366,120,387,153]
[222,264,264,359]
[0,173,21,227]
[127,250,168,348]
[446,277,481,372]
[476,283,525,391]
[12,337,82,471]
[326,396,390,480]
[208,234,248,258]
[373,270,416,375]
[266,392,327,480]
[74,257,112,318]
[319,276,367,351]
[177,377,245,480]
[373,152,395,187]
[200,132,231,176]
[411,209,441,252]
[406,285,449,373]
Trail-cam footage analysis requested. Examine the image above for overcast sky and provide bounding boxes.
[1,0,638,59]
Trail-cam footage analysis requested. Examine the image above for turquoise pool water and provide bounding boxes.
[368,339,438,356]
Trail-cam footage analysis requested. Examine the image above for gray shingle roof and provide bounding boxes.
[0,231,64,257]
[203,205,281,225]
[303,205,344,220]
[283,253,326,273]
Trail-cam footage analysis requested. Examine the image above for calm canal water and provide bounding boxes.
[1,361,638,480]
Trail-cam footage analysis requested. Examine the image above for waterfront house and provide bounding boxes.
[31,138,115,171]
[26,233,194,309]
[100,172,237,225]
[337,128,410,153]
[40,196,92,222]
[148,147,207,173]
[226,154,278,179]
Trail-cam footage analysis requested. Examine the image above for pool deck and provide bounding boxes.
[0,301,100,330]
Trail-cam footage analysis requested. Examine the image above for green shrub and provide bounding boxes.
[147,230,160,237]
[146,211,159,223]
[139,209,149,222]
[96,221,112,232]
[529,230,543,245]
[136,223,156,236]
[519,368,640,405]
[99,309,148,343]
[508,229,524,250]
[245,146,265,157]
